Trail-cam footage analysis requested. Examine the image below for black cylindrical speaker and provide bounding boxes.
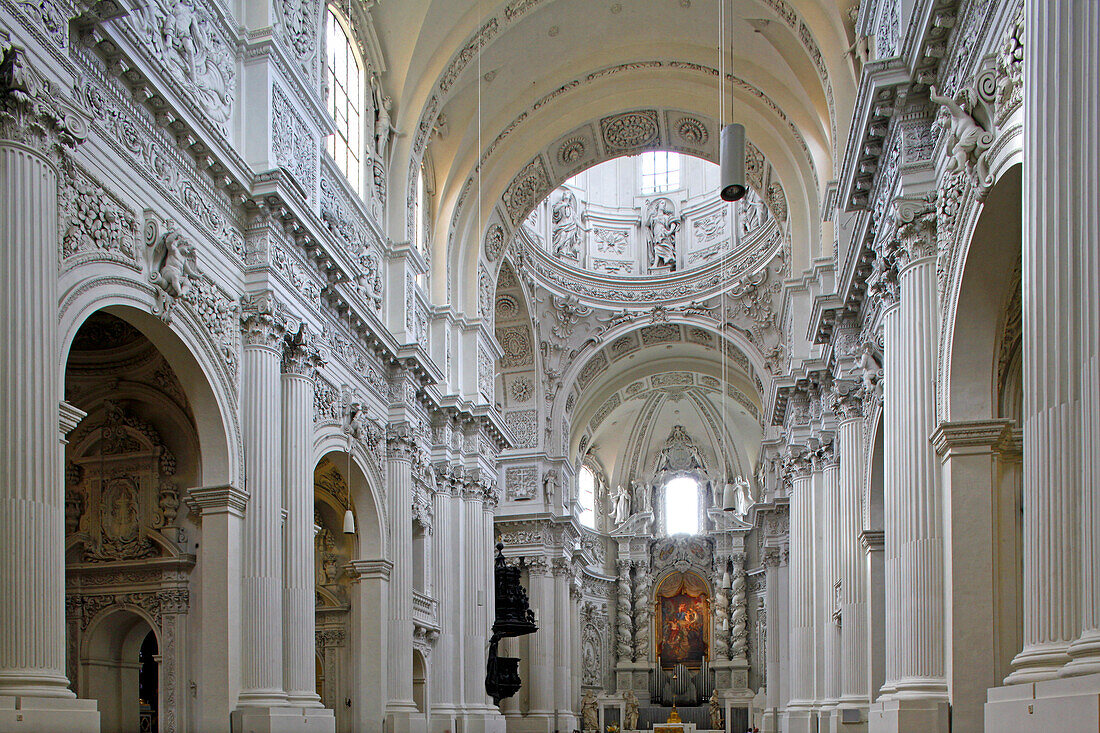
[719,123,747,202]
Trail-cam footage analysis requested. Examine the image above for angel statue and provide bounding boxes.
[613,484,631,525]
[929,85,993,187]
[146,224,199,320]
[623,689,639,730]
[581,689,599,732]
[733,475,753,517]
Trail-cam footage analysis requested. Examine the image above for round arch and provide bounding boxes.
[58,290,239,489]
[314,434,388,558]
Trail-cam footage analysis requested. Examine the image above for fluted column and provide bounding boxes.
[280,325,326,708]
[1061,0,1100,678]
[429,468,458,730]
[386,427,417,718]
[835,390,870,709]
[461,479,490,713]
[553,560,577,730]
[875,200,948,729]
[0,52,98,728]
[238,293,288,708]
[526,558,555,720]
[762,545,787,733]
[820,447,841,712]
[785,451,815,730]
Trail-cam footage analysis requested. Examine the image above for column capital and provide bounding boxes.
[59,400,87,439]
[892,194,938,269]
[859,530,885,552]
[185,484,249,517]
[344,558,392,581]
[386,423,417,461]
[240,290,289,348]
[930,419,1014,458]
[281,322,326,376]
[831,381,864,422]
[761,545,784,568]
[0,44,88,150]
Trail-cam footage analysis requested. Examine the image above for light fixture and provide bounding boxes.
[721,481,738,512]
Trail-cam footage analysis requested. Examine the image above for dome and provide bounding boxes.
[514,152,783,306]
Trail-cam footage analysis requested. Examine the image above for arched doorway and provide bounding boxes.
[62,310,211,733]
[939,163,1023,730]
[81,609,158,733]
[412,649,428,715]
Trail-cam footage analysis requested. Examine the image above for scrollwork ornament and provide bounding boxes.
[282,322,326,376]
[240,291,289,347]
[0,44,88,150]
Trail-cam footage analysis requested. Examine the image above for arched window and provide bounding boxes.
[664,476,699,535]
[578,466,596,529]
[414,164,428,255]
[325,8,363,193]
[640,151,680,194]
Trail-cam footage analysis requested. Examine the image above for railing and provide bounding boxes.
[412,590,437,628]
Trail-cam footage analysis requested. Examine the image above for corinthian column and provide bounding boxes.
[385,425,417,727]
[526,557,555,724]
[0,47,100,728]
[280,325,332,725]
[872,199,948,731]
[237,293,288,715]
[784,450,815,733]
[819,445,841,719]
[1059,0,1100,678]
[834,387,870,713]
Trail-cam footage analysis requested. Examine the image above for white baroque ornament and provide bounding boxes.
[130,0,235,125]
[144,214,200,321]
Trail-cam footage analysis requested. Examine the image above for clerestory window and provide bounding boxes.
[664,476,699,535]
[578,465,596,529]
[325,8,363,194]
[640,151,681,194]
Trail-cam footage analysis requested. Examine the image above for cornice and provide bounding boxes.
[185,484,249,516]
[930,419,1013,457]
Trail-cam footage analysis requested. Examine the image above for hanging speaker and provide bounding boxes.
[342,508,356,534]
[719,123,747,202]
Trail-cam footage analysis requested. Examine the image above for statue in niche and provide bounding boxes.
[631,479,652,514]
[551,189,582,261]
[613,484,631,524]
[581,690,599,731]
[733,475,753,517]
[645,197,680,272]
[709,691,722,730]
[624,689,639,730]
[739,189,768,235]
[543,469,559,505]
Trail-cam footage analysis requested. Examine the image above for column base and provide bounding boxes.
[1004,642,1072,684]
[503,711,554,733]
[985,672,1100,733]
[867,698,948,733]
[0,695,100,733]
[458,707,506,733]
[827,700,869,732]
[231,704,335,733]
[781,707,816,733]
[386,706,426,733]
[1063,632,1100,677]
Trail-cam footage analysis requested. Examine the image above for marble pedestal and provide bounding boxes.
[866,699,947,733]
[231,705,335,733]
[0,696,100,733]
[985,673,1100,733]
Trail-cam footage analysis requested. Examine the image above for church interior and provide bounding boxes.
[0,0,1097,732]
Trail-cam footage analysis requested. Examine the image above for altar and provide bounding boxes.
[653,723,697,733]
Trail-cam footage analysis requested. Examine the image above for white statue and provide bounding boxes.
[709,691,722,730]
[581,689,599,731]
[929,85,992,186]
[645,197,679,271]
[623,689,639,730]
[613,484,631,524]
[733,475,752,517]
[630,480,652,514]
[739,190,767,235]
[551,190,582,260]
[371,75,398,162]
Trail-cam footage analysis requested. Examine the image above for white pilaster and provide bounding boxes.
[0,61,99,729]
[836,394,870,725]
[236,293,290,720]
[784,452,815,733]
[762,545,787,733]
[820,447,842,728]
[280,326,334,728]
[871,203,948,732]
[386,426,418,729]
[527,559,555,723]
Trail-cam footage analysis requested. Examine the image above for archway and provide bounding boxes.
[63,310,209,733]
[412,649,428,714]
[938,163,1023,731]
[81,609,158,733]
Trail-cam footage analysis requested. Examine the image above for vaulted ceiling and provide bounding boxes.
[371,0,860,311]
